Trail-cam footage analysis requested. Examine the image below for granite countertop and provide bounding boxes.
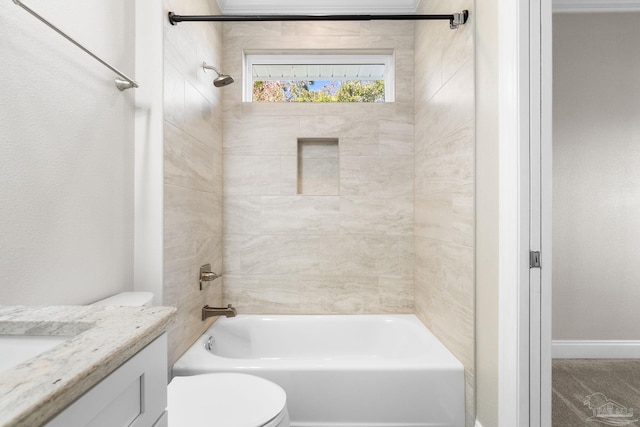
[0,305,176,427]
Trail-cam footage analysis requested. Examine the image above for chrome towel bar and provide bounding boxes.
[12,0,138,91]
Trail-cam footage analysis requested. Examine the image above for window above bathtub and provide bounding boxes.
[243,51,394,103]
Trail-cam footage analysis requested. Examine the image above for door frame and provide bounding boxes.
[499,2,640,426]
[497,0,552,425]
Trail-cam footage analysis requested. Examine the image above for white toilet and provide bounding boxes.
[91,292,291,427]
[168,373,290,427]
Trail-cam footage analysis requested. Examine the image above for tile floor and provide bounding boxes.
[553,359,640,426]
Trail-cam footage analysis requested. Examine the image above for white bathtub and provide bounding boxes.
[172,315,465,427]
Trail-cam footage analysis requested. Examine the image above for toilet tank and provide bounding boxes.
[91,292,154,307]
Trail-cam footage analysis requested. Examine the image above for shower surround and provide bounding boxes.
[220,7,475,424]
[162,1,475,424]
[414,1,475,425]
[221,20,416,315]
[163,0,224,366]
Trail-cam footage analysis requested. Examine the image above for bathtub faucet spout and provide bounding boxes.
[202,304,237,320]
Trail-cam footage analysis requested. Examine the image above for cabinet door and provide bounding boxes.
[47,334,167,427]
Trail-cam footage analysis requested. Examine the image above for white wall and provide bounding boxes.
[134,0,165,307]
[0,0,135,304]
[474,0,500,424]
[553,12,640,340]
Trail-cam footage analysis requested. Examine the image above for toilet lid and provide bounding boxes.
[168,373,287,427]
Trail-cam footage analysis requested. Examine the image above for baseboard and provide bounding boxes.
[552,340,640,358]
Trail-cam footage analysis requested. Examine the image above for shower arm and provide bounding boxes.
[12,0,139,91]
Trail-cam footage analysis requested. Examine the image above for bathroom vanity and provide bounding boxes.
[0,305,175,427]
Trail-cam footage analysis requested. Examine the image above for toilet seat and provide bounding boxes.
[168,373,289,427]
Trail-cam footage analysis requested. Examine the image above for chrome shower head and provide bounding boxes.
[202,62,234,87]
[213,74,234,87]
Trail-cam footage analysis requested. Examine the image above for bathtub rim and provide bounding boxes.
[173,314,464,373]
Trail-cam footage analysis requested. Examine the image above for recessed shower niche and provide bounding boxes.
[297,139,339,195]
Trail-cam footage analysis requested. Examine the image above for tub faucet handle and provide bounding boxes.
[201,271,220,281]
[200,263,222,290]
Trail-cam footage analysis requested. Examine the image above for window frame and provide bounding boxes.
[243,51,395,103]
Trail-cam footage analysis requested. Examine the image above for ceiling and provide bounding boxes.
[216,0,422,15]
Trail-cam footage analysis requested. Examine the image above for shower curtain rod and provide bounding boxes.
[168,10,469,29]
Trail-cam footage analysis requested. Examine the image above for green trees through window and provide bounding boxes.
[252,80,385,103]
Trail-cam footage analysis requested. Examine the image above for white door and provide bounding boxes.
[530,0,553,426]
[529,0,553,425]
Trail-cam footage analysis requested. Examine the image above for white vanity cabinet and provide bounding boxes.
[46,333,168,427]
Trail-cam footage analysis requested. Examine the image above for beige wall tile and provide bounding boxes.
[378,276,415,313]
[333,235,402,276]
[183,81,220,147]
[399,236,415,276]
[224,115,299,156]
[164,122,215,192]
[338,156,362,195]
[361,21,414,37]
[338,136,380,157]
[164,237,222,365]
[416,61,474,146]
[340,156,414,197]
[338,35,414,50]
[223,195,261,235]
[231,235,336,275]
[415,185,474,247]
[163,0,223,366]
[379,120,415,156]
[223,274,414,315]
[261,196,341,234]
[300,276,379,314]
[164,26,198,82]
[298,157,340,195]
[222,234,243,274]
[223,156,283,195]
[414,22,445,105]
[223,275,301,314]
[339,195,413,236]
[442,17,474,84]
[298,115,379,141]
[223,22,282,38]
[222,21,416,314]
[280,156,299,195]
[297,139,340,196]
[164,185,220,248]
[414,2,475,424]
[298,139,339,159]
[281,21,362,37]
[415,238,474,309]
[415,120,474,193]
